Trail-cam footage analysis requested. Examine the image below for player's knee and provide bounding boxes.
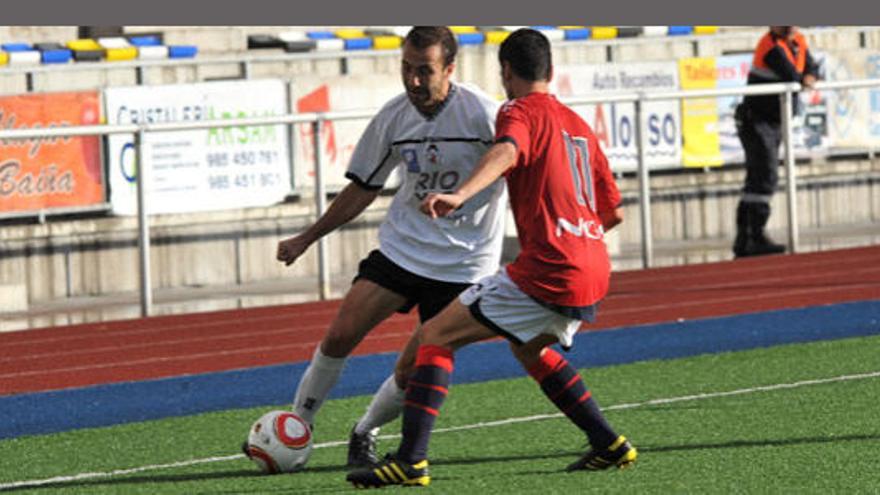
[321,326,359,358]
[393,363,412,389]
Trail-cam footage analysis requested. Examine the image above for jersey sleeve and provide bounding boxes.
[591,138,621,213]
[494,100,531,167]
[345,108,398,190]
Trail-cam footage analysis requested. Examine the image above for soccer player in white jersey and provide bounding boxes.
[263,26,507,469]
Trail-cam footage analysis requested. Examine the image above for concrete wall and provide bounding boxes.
[2,157,879,312]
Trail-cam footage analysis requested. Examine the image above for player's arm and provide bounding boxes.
[277,182,380,266]
[421,141,516,218]
[599,207,624,231]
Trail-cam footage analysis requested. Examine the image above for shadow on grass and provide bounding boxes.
[433,431,880,470]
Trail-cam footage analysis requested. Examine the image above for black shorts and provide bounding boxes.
[354,250,472,323]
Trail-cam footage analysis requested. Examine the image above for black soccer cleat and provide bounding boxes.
[347,454,430,488]
[566,435,638,472]
[347,425,380,468]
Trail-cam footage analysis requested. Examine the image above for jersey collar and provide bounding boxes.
[417,82,457,121]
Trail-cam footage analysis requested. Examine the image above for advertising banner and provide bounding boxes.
[825,50,880,147]
[104,79,290,215]
[679,54,830,168]
[0,91,103,213]
[291,74,402,192]
[552,61,682,172]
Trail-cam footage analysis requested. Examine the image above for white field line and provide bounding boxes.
[2,370,879,491]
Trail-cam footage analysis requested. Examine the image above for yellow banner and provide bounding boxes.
[678,58,723,167]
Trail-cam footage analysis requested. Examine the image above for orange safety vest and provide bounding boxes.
[751,31,808,77]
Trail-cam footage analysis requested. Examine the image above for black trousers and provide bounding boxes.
[735,105,782,197]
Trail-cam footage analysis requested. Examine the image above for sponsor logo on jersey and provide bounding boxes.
[402,148,420,173]
[555,217,604,240]
[426,143,441,165]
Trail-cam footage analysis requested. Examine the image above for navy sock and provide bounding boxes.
[396,345,454,463]
[527,348,618,449]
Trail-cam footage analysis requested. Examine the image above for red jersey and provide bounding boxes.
[495,92,621,307]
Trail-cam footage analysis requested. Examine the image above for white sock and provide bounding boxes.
[353,373,405,435]
[292,345,347,425]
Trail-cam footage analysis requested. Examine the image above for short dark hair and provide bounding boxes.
[404,26,458,67]
[498,28,552,82]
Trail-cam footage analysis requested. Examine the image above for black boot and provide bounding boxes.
[742,202,786,257]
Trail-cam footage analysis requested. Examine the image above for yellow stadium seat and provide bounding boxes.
[334,29,366,39]
[558,26,586,30]
[66,39,102,51]
[485,31,510,44]
[0,52,7,66]
[592,27,619,39]
[694,26,718,35]
[106,47,138,61]
[372,35,402,50]
[449,26,478,34]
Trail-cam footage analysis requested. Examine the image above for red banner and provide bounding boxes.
[0,91,103,213]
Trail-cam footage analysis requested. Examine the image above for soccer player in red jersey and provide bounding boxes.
[347,28,636,488]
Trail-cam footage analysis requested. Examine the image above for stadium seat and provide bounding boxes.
[449,26,479,34]
[343,38,373,50]
[668,26,695,36]
[248,34,284,49]
[98,37,133,49]
[128,36,162,47]
[8,50,41,65]
[560,26,591,41]
[168,45,198,58]
[67,39,102,51]
[2,43,32,52]
[531,26,565,42]
[456,32,485,45]
[0,52,8,65]
[592,27,619,39]
[642,26,669,37]
[617,26,643,38]
[278,31,307,42]
[315,38,345,51]
[372,35,402,50]
[283,40,317,53]
[137,45,168,59]
[484,30,510,44]
[694,26,718,35]
[40,49,72,64]
[335,29,366,39]
[106,47,138,61]
[306,31,336,40]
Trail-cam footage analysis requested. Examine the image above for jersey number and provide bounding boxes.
[562,131,595,212]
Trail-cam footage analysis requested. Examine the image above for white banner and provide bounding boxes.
[552,62,682,172]
[291,74,401,192]
[105,79,291,215]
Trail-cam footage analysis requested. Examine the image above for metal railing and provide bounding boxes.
[1,78,879,316]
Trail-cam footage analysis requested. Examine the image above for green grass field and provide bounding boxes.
[3,334,880,494]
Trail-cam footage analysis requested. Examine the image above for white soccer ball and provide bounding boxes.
[245,410,313,474]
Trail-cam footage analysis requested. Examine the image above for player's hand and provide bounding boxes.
[802,74,817,89]
[421,192,464,219]
[276,235,310,266]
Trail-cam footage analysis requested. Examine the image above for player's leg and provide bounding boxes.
[293,278,407,425]
[348,280,469,467]
[347,325,421,467]
[510,339,636,471]
[346,299,495,488]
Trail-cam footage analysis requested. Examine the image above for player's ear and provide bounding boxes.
[444,61,456,79]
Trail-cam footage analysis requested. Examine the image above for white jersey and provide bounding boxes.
[346,82,507,283]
